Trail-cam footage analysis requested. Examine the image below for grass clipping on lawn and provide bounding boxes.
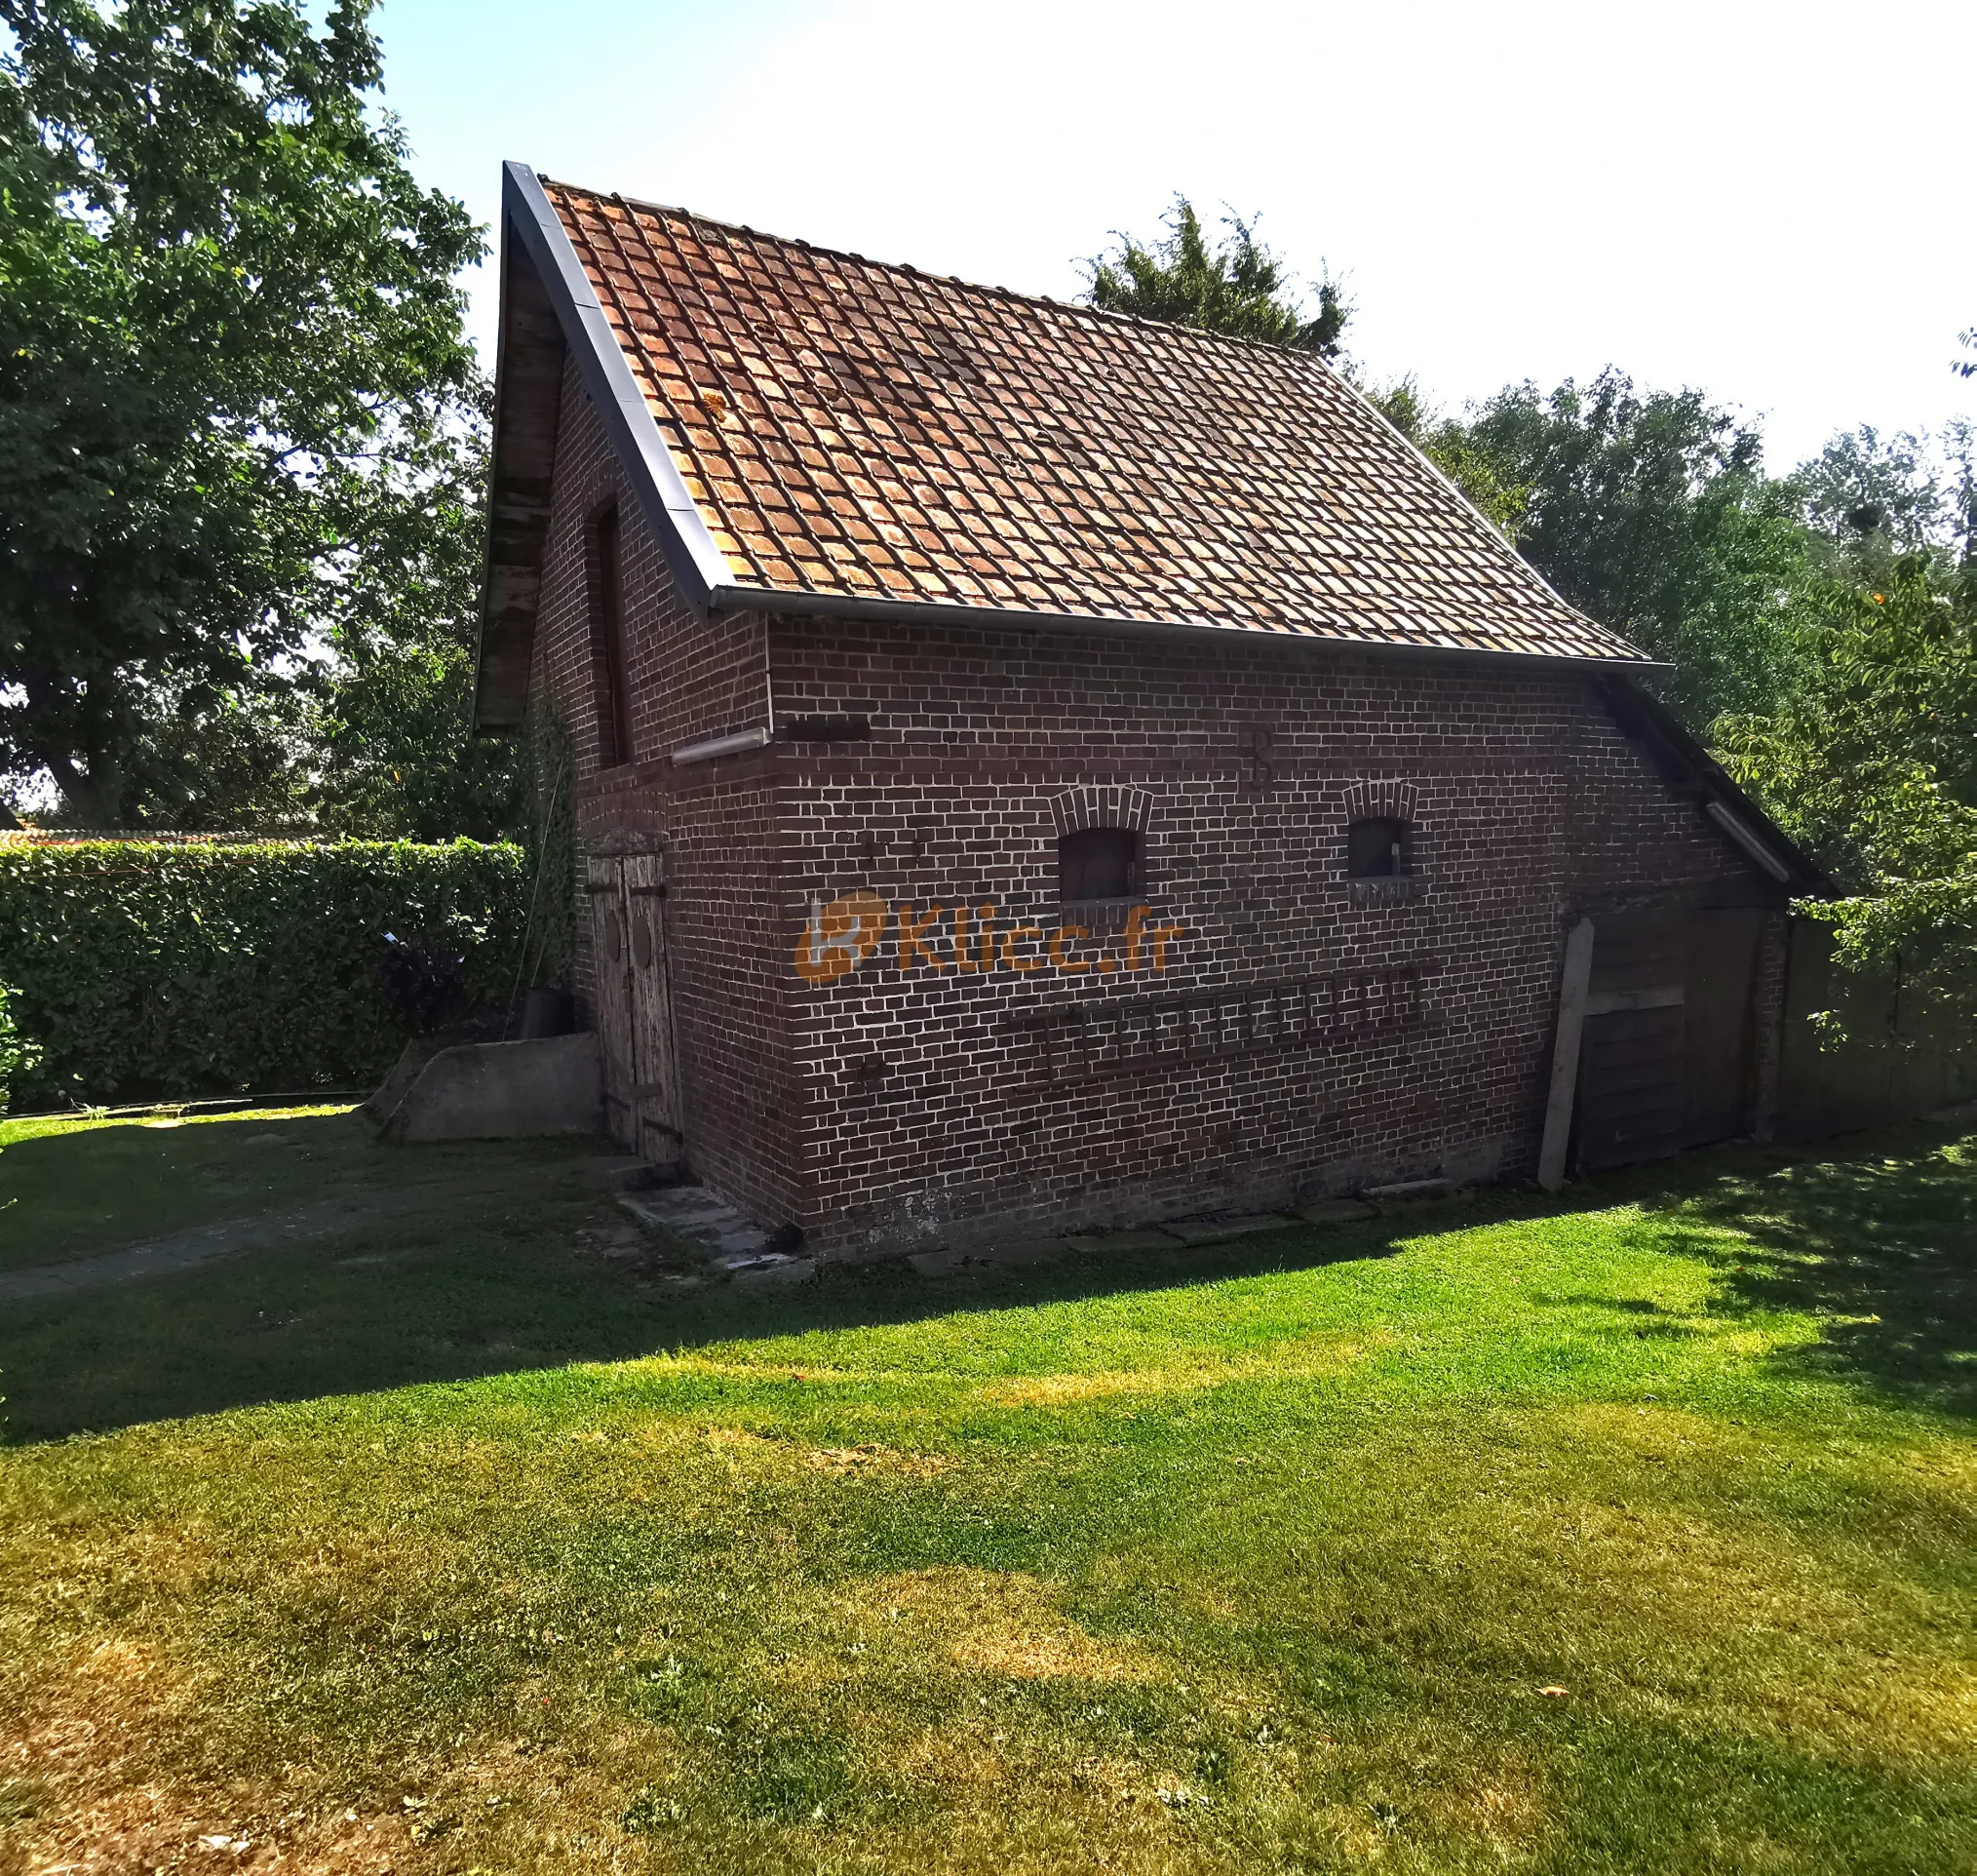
[0,1110,1973,1873]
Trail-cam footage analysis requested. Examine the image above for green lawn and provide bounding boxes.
[1,1109,1972,1874]
[0,1103,595,1273]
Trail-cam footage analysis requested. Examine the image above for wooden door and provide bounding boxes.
[1572,909,1764,1173]
[587,854,640,1151]
[1681,910,1763,1148]
[1574,919,1686,1171]
[621,851,681,1165]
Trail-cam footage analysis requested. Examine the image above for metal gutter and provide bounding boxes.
[500,161,731,607]
[1706,801,1794,884]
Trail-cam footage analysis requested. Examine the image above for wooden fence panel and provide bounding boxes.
[1775,917,1975,1139]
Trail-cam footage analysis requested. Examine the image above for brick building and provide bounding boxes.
[475,163,1823,1255]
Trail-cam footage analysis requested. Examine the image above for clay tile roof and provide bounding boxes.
[542,177,1647,664]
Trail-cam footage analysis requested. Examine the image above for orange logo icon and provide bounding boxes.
[794,891,889,983]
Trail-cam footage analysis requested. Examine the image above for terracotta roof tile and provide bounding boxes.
[545,178,1645,663]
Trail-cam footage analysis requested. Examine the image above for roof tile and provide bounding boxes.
[546,179,1645,663]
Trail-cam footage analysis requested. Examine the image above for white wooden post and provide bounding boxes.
[1538,918,1596,1192]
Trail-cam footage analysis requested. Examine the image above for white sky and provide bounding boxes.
[378,0,1971,474]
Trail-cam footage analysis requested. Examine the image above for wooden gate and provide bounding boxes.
[1571,909,1764,1174]
[586,850,681,1163]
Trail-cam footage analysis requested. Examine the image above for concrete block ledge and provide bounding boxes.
[378,1034,603,1143]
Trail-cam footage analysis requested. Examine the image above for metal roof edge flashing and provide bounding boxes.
[707,583,1668,674]
[500,162,732,608]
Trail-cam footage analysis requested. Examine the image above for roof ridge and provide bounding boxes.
[536,174,1351,370]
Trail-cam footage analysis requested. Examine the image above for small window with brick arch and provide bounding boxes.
[1059,827,1143,902]
[1346,815,1412,879]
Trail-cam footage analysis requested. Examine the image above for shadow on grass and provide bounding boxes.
[2,1108,1971,1443]
[0,1104,574,1271]
[1655,1114,1977,1418]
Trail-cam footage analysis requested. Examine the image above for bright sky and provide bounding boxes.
[375,0,1971,475]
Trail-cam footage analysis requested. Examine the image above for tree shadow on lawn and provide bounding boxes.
[1643,1113,1977,1419]
[1,1110,1970,1444]
[0,1103,582,1271]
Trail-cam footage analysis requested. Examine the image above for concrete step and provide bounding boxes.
[1295,1197,1380,1226]
[617,1184,810,1281]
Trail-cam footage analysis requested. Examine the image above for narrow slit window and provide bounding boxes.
[1059,827,1143,902]
[590,505,633,768]
[1347,816,1412,879]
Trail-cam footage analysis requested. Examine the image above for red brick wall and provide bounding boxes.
[767,617,1775,1252]
[530,363,798,1225]
[529,370,1781,1252]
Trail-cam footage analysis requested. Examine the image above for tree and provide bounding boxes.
[310,411,525,841]
[1454,370,1811,727]
[1365,376,1530,540]
[1083,195,1350,359]
[1716,561,1977,1039]
[1796,427,1952,567]
[0,0,485,827]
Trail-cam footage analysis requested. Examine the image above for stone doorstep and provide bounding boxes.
[616,1183,817,1284]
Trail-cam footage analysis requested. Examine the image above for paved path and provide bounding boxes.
[2,1153,655,1306]
[0,1195,419,1303]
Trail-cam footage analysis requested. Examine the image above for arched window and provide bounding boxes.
[1347,815,1412,879]
[1059,826,1143,902]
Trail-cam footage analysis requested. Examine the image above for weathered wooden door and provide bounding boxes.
[1574,918,1687,1171]
[1572,909,1763,1173]
[587,851,680,1162]
[1680,910,1763,1148]
[621,851,680,1164]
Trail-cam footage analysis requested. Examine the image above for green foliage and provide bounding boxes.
[1365,376,1530,537]
[0,978,38,1113]
[0,0,485,827]
[511,713,576,995]
[1794,423,1976,584]
[1456,369,1812,726]
[1083,195,1350,358]
[1717,562,1977,1040]
[311,415,525,841]
[0,840,528,1107]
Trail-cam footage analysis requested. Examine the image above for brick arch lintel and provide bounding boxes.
[1048,785,1155,838]
[1341,778,1418,825]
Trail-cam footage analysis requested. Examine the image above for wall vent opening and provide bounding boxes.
[1347,816,1412,879]
[1060,826,1143,902]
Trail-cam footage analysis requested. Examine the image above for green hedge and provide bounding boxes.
[0,840,530,1110]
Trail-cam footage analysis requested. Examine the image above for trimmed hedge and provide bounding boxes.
[0,840,530,1110]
